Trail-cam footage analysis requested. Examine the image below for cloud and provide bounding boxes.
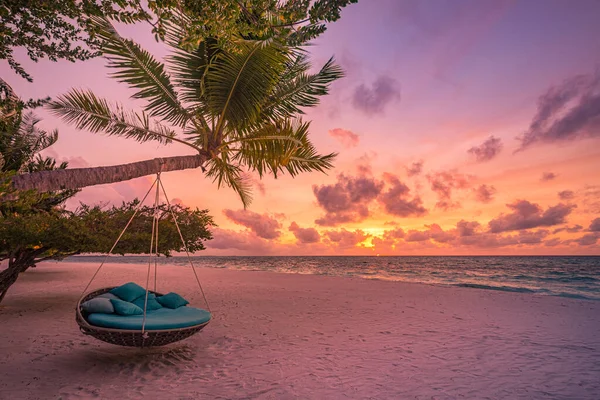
[456,220,481,237]
[378,173,427,217]
[222,209,282,239]
[328,128,360,148]
[406,160,424,177]
[572,233,599,246]
[427,170,473,210]
[352,75,401,115]
[558,190,575,200]
[426,224,455,243]
[207,227,272,252]
[582,185,600,213]
[467,136,503,162]
[313,174,384,226]
[540,172,557,182]
[405,230,430,242]
[323,229,370,248]
[552,224,583,234]
[473,184,497,203]
[355,152,377,176]
[488,200,576,233]
[518,69,600,150]
[289,222,321,244]
[544,238,563,247]
[589,218,600,232]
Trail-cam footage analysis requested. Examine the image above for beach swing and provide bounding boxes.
[76,168,211,347]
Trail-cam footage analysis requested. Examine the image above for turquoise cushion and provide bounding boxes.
[86,307,211,330]
[132,293,162,311]
[157,292,189,309]
[96,292,120,300]
[110,282,147,302]
[110,299,144,316]
[82,298,114,314]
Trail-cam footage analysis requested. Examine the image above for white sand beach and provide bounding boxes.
[1,261,599,399]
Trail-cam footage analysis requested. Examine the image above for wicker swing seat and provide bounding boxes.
[76,287,211,347]
[75,170,212,348]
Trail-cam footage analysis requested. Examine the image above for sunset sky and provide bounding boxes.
[3,0,600,255]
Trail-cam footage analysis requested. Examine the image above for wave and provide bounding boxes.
[454,283,536,293]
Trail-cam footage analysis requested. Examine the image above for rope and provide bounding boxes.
[141,173,161,335]
[159,179,211,313]
[80,177,158,297]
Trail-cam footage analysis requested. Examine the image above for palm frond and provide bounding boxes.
[231,119,337,178]
[205,154,253,208]
[48,89,184,147]
[263,56,344,120]
[90,17,189,126]
[206,40,288,134]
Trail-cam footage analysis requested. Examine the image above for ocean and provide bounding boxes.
[67,255,600,301]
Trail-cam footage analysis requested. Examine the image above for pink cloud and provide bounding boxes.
[313,173,384,226]
[328,128,360,148]
[223,209,283,239]
[289,222,321,244]
[427,170,473,210]
[378,173,427,217]
[406,160,424,177]
[540,172,558,182]
[468,136,503,163]
[323,229,370,248]
[558,190,575,200]
[206,227,273,252]
[488,200,576,233]
[473,184,497,203]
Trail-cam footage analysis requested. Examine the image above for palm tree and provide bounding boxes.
[10,17,343,207]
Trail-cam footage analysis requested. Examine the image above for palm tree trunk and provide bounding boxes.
[11,154,209,192]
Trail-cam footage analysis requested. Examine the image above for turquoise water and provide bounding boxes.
[68,255,600,301]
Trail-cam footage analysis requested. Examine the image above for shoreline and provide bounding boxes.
[60,257,600,301]
[1,261,599,399]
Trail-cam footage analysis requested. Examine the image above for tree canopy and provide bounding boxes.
[0,80,215,303]
[1,0,357,81]
[46,16,343,207]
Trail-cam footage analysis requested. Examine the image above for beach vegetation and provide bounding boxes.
[0,80,214,303]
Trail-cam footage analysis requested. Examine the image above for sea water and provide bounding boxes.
[67,255,600,300]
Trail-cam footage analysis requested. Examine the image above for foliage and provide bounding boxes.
[49,17,344,208]
[0,0,149,81]
[0,79,215,303]
[149,0,359,50]
[1,0,357,81]
[0,201,214,262]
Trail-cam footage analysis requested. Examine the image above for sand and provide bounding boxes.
[1,261,599,399]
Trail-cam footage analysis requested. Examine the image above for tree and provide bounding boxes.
[11,16,344,207]
[0,0,149,81]
[1,0,357,81]
[0,80,214,303]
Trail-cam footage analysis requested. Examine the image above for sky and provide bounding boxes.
[2,0,600,255]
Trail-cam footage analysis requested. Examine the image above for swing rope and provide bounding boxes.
[159,178,211,313]
[80,169,211,328]
[80,177,158,297]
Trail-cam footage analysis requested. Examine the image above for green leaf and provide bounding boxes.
[89,17,189,126]
[48,89,180,146]
[231,118,337,178]
[205,153,253,208]
[206,40,288,134]
[264,55,343,120]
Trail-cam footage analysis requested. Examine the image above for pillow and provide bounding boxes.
[156,292,189,309]
[110,282,147,302]
[133,293,163,311]
[82,298,114,314]
[96,292,120,300]
[110,298,144,316]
